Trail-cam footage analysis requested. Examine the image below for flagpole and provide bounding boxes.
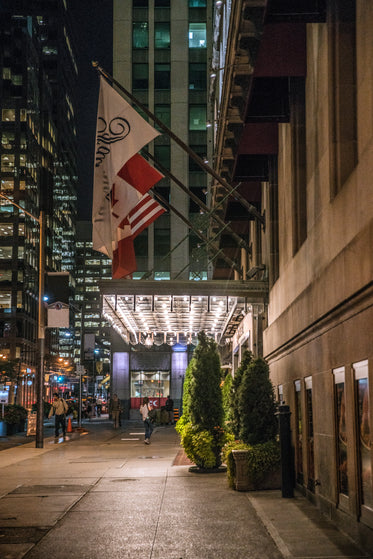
[92,62,265,227]
[142,149,251,254]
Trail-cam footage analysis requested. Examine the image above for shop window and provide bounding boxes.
[189,105,206,130]
[189,63,206,90]
[188,23,206,48]
[2,109,15,121]
[133,22,148,49]
[294,380,303,484]
[155,22,170,49]
[131,370,170,399]
[132,64,148,90]
[154,63,170,90]
[334,367,348,496]
[353,360,372,510]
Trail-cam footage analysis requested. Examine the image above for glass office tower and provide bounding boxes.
[113,0,212,281]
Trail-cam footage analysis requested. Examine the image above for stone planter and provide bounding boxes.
[232,449,281,491]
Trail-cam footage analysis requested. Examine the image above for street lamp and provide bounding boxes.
[0,193,45,448]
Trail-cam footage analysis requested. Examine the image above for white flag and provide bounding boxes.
[92,76,160,258]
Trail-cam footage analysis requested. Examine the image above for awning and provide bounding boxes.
[99,279,267,346]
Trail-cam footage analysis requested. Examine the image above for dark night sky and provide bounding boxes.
[70,0,113,220]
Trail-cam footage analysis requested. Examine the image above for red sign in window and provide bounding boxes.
[131,397,167,409]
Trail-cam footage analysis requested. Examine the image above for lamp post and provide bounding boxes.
[0,193,45,448]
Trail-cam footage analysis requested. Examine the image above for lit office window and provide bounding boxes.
[1,131,15,149]
[2,109,15,122]
[189,105,206,130]
[1,180,13,192]
[133,22,149,49]
[155,22,170,48]
[0,271,12,282]
[1,155,15,172]
[0,292,11,308]
[188,23,206,48]
[0,224,14,236]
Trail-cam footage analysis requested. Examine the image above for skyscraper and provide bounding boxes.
[113,0,212,281]
[0,0,77,405]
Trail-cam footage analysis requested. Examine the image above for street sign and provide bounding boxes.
[0,391,8,404]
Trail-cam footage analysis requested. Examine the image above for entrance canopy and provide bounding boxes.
[99,279,268,346]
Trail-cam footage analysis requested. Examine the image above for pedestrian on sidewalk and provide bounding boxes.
[48,393,68,438]
[165,395,174,424]
[139,397,153,444]
[109,394,121,429]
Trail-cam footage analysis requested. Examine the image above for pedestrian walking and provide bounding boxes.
[109,394,121,429]
[96,396,103,417]
[165,395,174,424]
[48,393,68,438]
[139,396,154,444]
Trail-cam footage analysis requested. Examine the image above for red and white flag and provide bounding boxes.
[112,193,165,279]
[92,76,160,258]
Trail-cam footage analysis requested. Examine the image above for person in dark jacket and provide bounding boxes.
[165,395,174,424]
[109,394,121,429]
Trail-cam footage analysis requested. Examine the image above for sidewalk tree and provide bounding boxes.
[176,331,228,470]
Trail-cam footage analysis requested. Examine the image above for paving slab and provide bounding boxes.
[0,421,371,559]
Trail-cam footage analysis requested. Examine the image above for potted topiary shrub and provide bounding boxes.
[224,356,281,490]
[4,404,28,435]
[176,331,229,472]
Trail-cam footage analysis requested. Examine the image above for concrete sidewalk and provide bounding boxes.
[0,421,371,559]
